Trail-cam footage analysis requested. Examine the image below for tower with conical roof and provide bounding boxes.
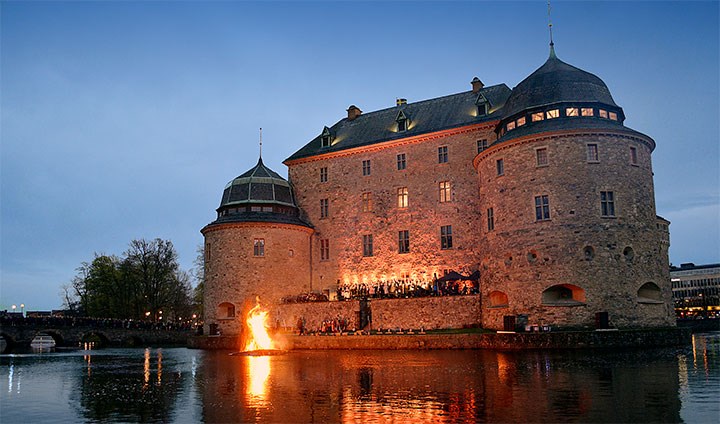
[201,157,313,336]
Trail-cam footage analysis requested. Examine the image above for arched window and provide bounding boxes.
[542,284,586,306]
[488,291,509,308]
[637,282,663,304]
[217,302,235,319]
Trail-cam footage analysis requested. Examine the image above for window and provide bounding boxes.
[362,235,373,257]
[566,107,579,117]
[477,139,488,153]
[219,302,235,318]
[362,159,371,176]
[438,146,448,163]
[581,108,594,117]
[440,225,453,249]
[397,153,406,170]
[396,111,409,132]
[320,126,332,148]
[320,198,329,218]
[546,109,559,119]
[398,230,410,254]
[599,109,608,118]
[397,187,408,208]
[535,195,550,221]
[253,238,265,257]
[587,143,599,162]
[439,181,451,203]
[319,167,328,183]
[320,239,329,260]
[506,121,516,131]
[601,191,615,217]
[477,103,488,116]
[630,147,638,165]
[496,158,504,176]
[362,192,373,212]
[536,147,548,167]
[487,208,495,231]
[609,111,618,121]
[517,116,526,127]
[531,112,544,122]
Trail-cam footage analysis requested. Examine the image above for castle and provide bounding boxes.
[201,44,675,336]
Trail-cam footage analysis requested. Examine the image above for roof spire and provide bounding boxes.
[259,127,263,161]
[547,0,556,58]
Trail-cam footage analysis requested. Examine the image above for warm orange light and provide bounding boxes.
[247,355,271,399]
[244,297,275,351]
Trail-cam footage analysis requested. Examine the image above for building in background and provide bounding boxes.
[671,263,720,319]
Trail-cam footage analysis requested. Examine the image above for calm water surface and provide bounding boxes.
[1,333,718,423]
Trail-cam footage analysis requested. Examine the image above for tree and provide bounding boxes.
[191,244,205,318]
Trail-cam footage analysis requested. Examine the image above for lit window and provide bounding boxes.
[439,181,451,203]
[477,139,488,153]
[362,159,371,176]
[546,109,559,119]
[487,208,495,231]
[398,230,410,254]
[517,116,526,127]
[536,147,548,167]
[320,167,328,183]
[362,192,373,212]
[601,191,615,217]
[566,107,579,117]
[630,146,638,165]
[506,121,516,131]
[438,146,448,163]
[599,109,608,118]
[496,158,504,176]
[609,112,618,120]
[320,239,330,260]
[587,143,599,162]
[581,108,594,117]
[397,153,406,170]
[253,238,265,257]
[362,234,373,257]
[440,225,453,249]
[320,198,329,218]
[532,112,544,122]
[397,187,408,208]
[535,195,550,221]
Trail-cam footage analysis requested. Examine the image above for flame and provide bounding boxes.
[244,298,275,351]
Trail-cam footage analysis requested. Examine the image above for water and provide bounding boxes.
[1,333,718,423]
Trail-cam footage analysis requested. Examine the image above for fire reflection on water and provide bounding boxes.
[142,348,163,389]
[247,355,271,404]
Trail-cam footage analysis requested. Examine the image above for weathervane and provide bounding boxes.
[547,0,554,47]
[259,127,263,159]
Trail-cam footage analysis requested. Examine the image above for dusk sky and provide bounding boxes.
[2,1,718,311]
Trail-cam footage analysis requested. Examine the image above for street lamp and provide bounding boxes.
[11,305,16,314]
[20,303,25,317]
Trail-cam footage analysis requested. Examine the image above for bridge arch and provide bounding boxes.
[79,331,111,349]
[0,333,15,353]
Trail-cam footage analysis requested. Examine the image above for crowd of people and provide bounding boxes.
[0,314,196,331]
[297,315,351,335]
[337,279,478,301]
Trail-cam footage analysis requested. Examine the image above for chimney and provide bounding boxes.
[471,77,484,93]
[347,105,362,121]
[396,98,407,106]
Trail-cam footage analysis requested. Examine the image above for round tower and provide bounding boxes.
[474,47,674,330]
[201,158,313,336]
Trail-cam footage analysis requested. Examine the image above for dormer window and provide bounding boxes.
[396,111,409,132]
[320,126,332,148]
[475,93,490,117]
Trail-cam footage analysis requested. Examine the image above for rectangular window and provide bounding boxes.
[320,239,329,260]
[439,181,451,203]
[477,103,488,116]
[397,187,408,208]
[362,234,373,257]
[397,153,406,170]
[397,118,407,132]
[398,230,410,254]
[320,198,329,218]
[253,238,265,257]
[601,191,615,217]
[599,109,608,118]
[630,146,638,165]
[321,135,331,148]
[319,167,328,183]
[536,147,548,167]
[506,121,516,131]
[362,159,371,176]
[546,109,559,119]
[487,208,495,231]
[581,108,594,117]
[362,192,373,212]
[587,143,599,162]
[438,146,448,163]
[496,158,504,176]
[517,116,526,127]
[566,107,579,117]
[535,195,550,221]
[532,112,544,122]
[477,139,488,153]
[440,225,453,249]
[609,111,618,120]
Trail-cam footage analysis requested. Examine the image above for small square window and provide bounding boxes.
[517,116,526,127]
[599,109,608,118]
[581,108,594,117]
[546,109,559,119]
[609,112,618,121]
[566,107,579,117]
[536,147,548,167]
[506,121,516,131]
[496,159,504,176]
[477,139,488,153]
[532,112,544,122]
[438,146,448,163]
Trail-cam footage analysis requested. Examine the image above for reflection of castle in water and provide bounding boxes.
[198,350,682,423]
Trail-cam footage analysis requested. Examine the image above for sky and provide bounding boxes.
[1,1,718,311]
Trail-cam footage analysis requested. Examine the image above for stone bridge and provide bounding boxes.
[0,321,193,353]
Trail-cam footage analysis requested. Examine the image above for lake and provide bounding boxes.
[1,332,718,423]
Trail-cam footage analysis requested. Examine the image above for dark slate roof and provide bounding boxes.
[495,116,648,144]
[285,84,511,162]
[207,211,312,228]
[219,157,297,209]
[501,49,618,121]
